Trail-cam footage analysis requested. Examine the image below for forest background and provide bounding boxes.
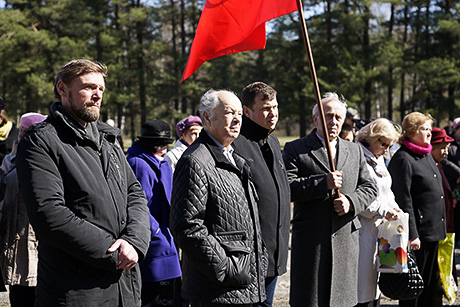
[1,0,460,144]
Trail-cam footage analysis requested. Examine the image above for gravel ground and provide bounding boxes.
[0,248,458,306]
[272,247,460,307]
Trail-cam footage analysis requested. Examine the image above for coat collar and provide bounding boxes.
[241,115,272,143]
[198,130,247,172]
[358,142,389,177]
[49,102,119,148]
[127,141,168,170]
[305,129,349,172]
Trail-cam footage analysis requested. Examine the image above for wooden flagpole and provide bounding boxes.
[296,0,340,197]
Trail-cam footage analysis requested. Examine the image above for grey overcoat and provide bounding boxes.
[283,130,377,307]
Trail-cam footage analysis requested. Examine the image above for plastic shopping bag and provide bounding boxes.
[377,212,409,273]
[438,233,457,305]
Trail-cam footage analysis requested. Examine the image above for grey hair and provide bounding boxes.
[312,92,348,118]
[199,89,237,123]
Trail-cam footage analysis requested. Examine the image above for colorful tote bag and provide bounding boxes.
[377,212,409,273]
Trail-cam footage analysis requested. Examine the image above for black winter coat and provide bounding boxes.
[388,144,446,242]
[16,103,151,306]
[170,130,267,304]
[232,116,290,277]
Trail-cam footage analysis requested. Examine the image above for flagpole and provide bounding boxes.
[296,0,340,197]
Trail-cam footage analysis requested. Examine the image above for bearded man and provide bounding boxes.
[16,59,150,306]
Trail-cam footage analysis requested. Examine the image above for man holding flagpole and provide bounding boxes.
[282,93,377,306]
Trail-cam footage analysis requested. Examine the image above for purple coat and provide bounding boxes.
[127,142,181,282]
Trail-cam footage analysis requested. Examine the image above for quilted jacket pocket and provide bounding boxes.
[221,241,252,288]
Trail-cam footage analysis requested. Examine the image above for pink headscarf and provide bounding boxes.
[18,112,47,141]
[20,112,47,129]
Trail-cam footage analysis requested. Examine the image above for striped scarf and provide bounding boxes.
[0,120,13,141]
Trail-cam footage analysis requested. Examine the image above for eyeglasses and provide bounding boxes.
[378,138,392,149]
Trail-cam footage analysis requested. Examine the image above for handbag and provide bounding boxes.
[379,251,424,300]
[377,212,409,273]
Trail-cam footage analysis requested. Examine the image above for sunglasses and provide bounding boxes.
[378,138,392,149]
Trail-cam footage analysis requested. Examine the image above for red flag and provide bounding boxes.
[181,0,298,82]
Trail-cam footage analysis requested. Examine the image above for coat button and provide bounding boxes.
[121,220,125,225]
[441,195,444,199]
[434,174,437,177]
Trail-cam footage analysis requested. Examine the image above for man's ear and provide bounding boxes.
[243,105,251,118]
[202,111,211,126]
[56,80,66,96]
[312,115,320,128]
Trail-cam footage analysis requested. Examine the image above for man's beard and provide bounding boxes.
[69,94,100,123]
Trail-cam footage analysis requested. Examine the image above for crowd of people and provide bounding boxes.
[0,58,457,307]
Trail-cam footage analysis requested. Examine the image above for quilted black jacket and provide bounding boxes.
[170,130,267,304]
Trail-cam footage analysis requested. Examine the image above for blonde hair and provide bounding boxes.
[355,118,401,145]
[401,112,434,140]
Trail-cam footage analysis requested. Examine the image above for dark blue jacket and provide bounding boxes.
[127,142,181,282]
